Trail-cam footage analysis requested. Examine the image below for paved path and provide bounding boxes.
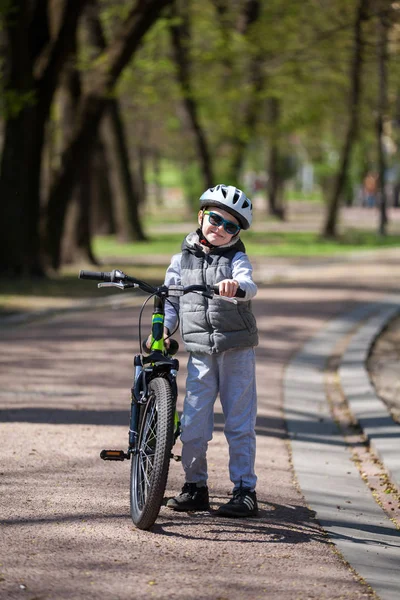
[1,250,400,600]
[285,300,400,600]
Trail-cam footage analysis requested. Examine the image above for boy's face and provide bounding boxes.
[198,207,240,246]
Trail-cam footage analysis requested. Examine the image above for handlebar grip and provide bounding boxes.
[213,285,246,299]
[79,270,112,282]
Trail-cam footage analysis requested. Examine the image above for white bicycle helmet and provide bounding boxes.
[199,184,253,230]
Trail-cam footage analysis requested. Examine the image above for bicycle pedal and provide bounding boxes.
[171,453,181,462]
[100,449,129,461]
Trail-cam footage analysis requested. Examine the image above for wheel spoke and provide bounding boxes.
[136,401,158,508]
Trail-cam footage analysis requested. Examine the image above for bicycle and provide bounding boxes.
[79,268,245,530]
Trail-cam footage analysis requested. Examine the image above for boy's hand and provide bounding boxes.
[145,334,152,350]
[145,327,170,350]
[218,279,239,298]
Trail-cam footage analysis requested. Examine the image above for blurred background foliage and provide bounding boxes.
[0,0,400,281]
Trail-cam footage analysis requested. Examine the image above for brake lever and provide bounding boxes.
[200,289,238,304]
[218,296,238,304]
[98,282,139,290]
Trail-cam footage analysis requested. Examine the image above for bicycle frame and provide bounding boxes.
[129,291,180,454]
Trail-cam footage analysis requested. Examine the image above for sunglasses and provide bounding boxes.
[203,210,240,235]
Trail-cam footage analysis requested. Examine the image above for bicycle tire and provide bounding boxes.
[130,376,175,530]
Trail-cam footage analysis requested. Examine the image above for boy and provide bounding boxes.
[164,184,258,517]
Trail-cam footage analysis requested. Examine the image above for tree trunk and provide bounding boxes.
[228,54,264,180]
[267,98,285,220]
[169,0,214,189]
[0,1,44,276]
[101,102,144,243]
[152,149,164,207]
[57,38,89,266]
[107,101,146,241]
[137,144,147,206]
[0,0,88,277]
[376,5,390,236]
[84,0,146,242]
[323,0,368,238]
[213,0,263,182]
[392,89,400,208]
[92,139,116,235]
[75,155,99,264]
[58,48,100,266]
[45,0,170,269]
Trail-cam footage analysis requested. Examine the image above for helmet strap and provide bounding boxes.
[196,227,216,248]
[197,209,217,248]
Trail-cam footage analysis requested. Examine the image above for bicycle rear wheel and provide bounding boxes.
[130,376,175,530]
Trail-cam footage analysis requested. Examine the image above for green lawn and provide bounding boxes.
[1,228,400,316]
[244,230,400,256]
[94,229,400,259]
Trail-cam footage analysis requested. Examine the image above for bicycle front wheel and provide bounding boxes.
[130,376,175,530]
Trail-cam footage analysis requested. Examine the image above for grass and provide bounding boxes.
[1,228,400,317]
[94,229,400,259]
[244,230,400,256]
[94,234,186,257]
[285,189,324,203]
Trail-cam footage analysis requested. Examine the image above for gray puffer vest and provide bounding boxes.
[179,236,258,354]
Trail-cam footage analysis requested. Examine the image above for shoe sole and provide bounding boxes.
[166,502,210,512]
[214,510,258,518]
[167,506,210,512]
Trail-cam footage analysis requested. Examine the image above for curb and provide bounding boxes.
[340,299,400,489]
[284,297,400,600]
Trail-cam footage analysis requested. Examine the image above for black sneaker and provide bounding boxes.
[215,487,258,518]
[166,483,210,512]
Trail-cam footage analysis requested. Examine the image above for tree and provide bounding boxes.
[376,1,391,235]
[212,0,263,182]
[85,0,146,243]
[323,0,369,237]
[0,0,88,276]
[169,0,214,189]
[266,97,286,218]
[45,0,173,270]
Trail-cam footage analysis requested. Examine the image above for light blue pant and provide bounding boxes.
[180,347,257,490]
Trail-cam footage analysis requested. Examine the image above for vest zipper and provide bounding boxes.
[203,261,214,349]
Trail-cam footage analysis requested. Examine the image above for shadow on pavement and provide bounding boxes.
[150,501,327,545]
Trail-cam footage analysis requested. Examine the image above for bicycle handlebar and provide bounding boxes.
[79,269,246,299]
